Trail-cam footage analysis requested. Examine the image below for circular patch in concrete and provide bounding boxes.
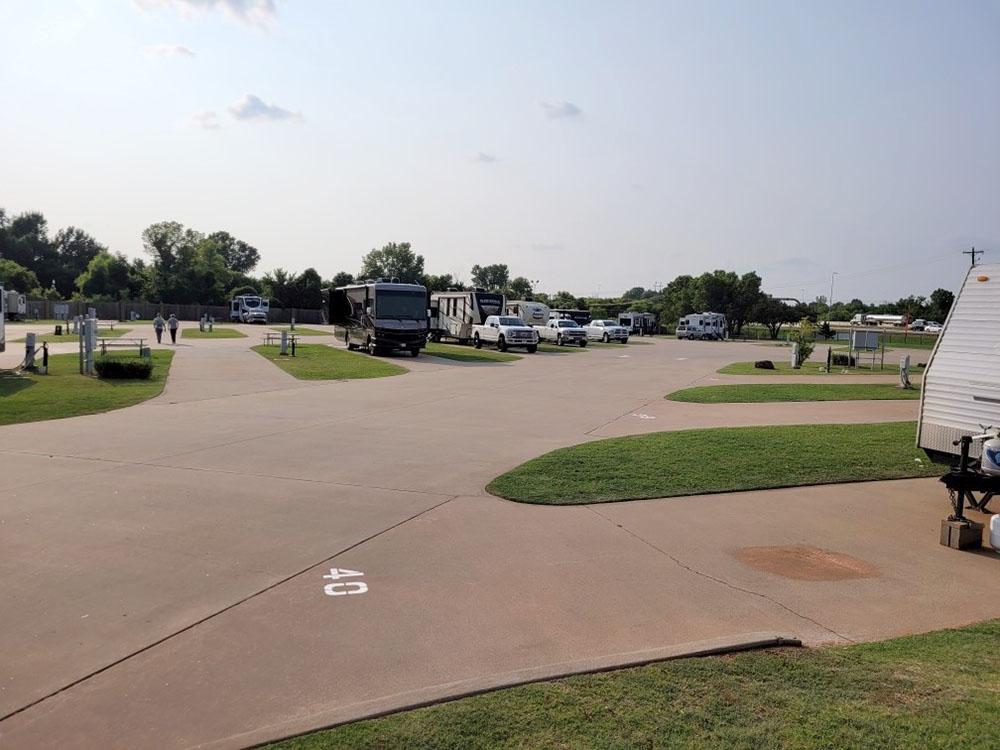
[733,545,878,581]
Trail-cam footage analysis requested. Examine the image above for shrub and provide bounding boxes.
[754,360,776,370]
[831,353,856,367]
[790,319,817,367]
[95,357,153,379]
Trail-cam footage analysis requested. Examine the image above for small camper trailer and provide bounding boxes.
[917,263,1000,464]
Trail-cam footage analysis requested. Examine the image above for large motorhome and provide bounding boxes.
[506,300,551,328]
[429,289,506,344]
[0,285,6,353]
[619,311,657,335]
[917,263,1000,464]
[230,295,270,324]
[549,308,592,326]
[676,312,727,340]
[325,281,428,356]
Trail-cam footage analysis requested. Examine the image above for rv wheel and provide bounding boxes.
[579,340,587,348]
[366,335,373,353]
[473,334,482,349]
[557,335,563,346]
[527,344,537,353]
[410,349,420,357]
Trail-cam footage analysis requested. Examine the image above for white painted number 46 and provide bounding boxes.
[323,568,368,597]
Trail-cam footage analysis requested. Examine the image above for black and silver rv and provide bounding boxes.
[429,289,506,344]
[324,281,428,356]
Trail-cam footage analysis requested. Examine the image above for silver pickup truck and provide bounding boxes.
[536,318,588,347]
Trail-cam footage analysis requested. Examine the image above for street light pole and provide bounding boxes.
[828,272,838,322]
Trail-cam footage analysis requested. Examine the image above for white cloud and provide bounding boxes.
[228,93,301,122]
[540,100,582,119]
[134,0,276,27]
[473,152,498,163]
[191,110,221,129]
[144,43,195,57]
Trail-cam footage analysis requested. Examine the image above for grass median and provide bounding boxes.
[181,327,247,339]
[270,326,331,336]
[487,421,936,504]
[424,342,521,362]
[719,361,904,376]
[266,619,999,750]
[667,383,921,403]
[251,344,406,380]
[0,351,173,426]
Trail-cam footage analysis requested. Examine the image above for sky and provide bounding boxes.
[1,0,997,302]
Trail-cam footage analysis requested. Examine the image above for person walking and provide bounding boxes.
[167,313,179,344]
[153,313,165,344]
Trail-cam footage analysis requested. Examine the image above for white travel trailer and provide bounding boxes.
[917,263,1000,464]
[430,289,506,344]
[676,312,727,340]
[230,295,270,324]
[3,290,26,321]
[506,300,551,328]
[0,285,6,353]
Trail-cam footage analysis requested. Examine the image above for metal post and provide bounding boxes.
[25,332,35,369]
[291,337,296,357]
[951,436,972,522]
[280,330,288,356]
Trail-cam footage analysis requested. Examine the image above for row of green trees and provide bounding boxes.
[0,209,956,331]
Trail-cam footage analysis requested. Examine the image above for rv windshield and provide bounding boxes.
[376,290,426,320]
[242,297,261,308]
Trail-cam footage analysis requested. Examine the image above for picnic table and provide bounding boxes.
[262,331,300,346]
[99,337,147,356]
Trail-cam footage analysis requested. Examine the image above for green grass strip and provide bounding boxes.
[719,361,901,376]
[266,619,1000,750]
[251,344,406,380]
[667,383,920,403]
[536,342,585,353]
[181,327,247,339]
[0,351,173,426]
[487,422,936,504]
[269,327,331,336]
[424,342,520,362]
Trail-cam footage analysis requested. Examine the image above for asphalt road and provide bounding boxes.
[0,326,996,748]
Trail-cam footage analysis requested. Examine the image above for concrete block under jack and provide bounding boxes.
[940,519,983,550]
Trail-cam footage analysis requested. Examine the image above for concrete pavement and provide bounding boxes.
[1,330,996,748]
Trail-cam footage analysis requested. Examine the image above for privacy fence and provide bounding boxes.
[24,299,324,324]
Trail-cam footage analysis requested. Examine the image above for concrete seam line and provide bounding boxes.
[0,493,461,725]
[585,506,856,644]
[224,633,802,750]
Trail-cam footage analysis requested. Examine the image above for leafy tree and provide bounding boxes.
[330,271,355,288]
[507,276,533,300]
[52,227,105,295]
[208,231,260,274]
[229,284,259,298]
[75,251,143,301]
[360,242,424,283]
[752,296,801,339]
[470,263,510,291]
[262,268,294,306]
[289,267,324,309]
[424,273,464,292]
[0,258,40,293]
[549,290,587,310]
[790,318,817,367]
[929,288,954,321]
[622,286,645,301]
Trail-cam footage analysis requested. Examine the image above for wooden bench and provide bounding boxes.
[262,332,300,346]
[99,337,147,356]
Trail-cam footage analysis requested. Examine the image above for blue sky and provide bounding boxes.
[1,0,997,301]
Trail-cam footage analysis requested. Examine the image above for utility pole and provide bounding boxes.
[828,271,838,322]
[963,246,984,268]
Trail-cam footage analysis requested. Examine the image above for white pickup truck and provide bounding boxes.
[473,315,538,353]
[583,319,630,343]
[536,318,588,347]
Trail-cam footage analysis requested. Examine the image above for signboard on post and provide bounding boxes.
[851,330,880,351]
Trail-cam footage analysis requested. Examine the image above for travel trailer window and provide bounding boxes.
[376,290,426,320]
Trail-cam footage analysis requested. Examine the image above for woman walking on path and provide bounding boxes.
[153,313,165,344]
[167,313,179,344]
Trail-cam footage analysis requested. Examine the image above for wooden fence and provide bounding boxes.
[23,299,323,324]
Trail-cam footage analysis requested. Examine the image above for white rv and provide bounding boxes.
[430,289,505,344]
[506,300,551,328]
[3,290,26,321]
[230,295,270,324]
[0,285,6,353]
[676,312,727,340]
[917,264,1000,464]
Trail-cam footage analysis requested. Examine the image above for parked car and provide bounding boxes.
[472,315,538,352]
[536,318,588,347]
[924,322,943,333]
[583,319,629,343]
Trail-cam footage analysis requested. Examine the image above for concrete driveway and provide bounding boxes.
[0,332,996,748]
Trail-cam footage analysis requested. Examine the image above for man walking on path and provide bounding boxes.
[153,313,165,344]
[167,313,179,344]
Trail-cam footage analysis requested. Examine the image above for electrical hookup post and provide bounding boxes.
[78,315,96,375]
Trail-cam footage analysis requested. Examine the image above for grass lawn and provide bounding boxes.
[718,360,903,376]
[181,327,247,339]
[251,344,406,379]
[12,327,129,343]
[667,383,921,403]
[424,342,521,362]
[269,326,332,336]
[0,351,173,426]
[487,421,936,504]
[267,620,1000,750]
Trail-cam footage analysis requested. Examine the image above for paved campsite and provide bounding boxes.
[1,326,997,748]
